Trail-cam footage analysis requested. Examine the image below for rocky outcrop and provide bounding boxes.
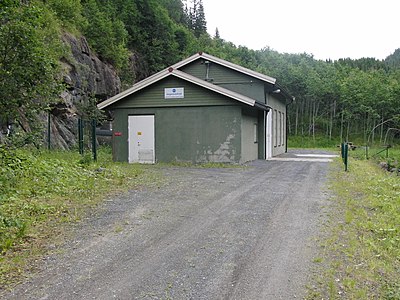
[47,33,121,149]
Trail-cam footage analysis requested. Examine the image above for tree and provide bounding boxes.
[385,48,400,69]
[214,27,220,39]
[132,0,180,76]
[0,1,62,145]
[193,0,206,37]
[82,0,129,69]
[159,0,187,25]
[46,0,85,31]
[185,0,207,37]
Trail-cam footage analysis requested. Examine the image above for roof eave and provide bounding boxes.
[254,102,271,111]
[273,83,295,105]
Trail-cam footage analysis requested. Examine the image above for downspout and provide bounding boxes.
[265,89,274,159]
[265,91,269,159]
[264,110,267,159]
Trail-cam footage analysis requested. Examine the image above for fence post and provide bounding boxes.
[47,111,51,150]
[341,142,345,160]
[344,143,349,171]
[78,118,84,155]
[91,119,97,162]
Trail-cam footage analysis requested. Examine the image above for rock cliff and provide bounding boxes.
[48,33,121,149]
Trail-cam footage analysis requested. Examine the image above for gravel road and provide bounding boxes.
[4,150,335,300]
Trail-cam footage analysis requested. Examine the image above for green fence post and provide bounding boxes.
[78,118,84,155]
[344,143,349,171]
[341,142,345,160]
[47,111,51,150]
[92,119,97,162]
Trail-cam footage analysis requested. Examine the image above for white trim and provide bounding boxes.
[266,110,273,159]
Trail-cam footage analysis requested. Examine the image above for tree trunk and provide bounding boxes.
[295,103,299,136]
[372,119,376,145]
[329,99,336,140]
[308,100,313,136]
[340,111,344,142]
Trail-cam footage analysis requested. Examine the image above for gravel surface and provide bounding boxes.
[4,150,334,300]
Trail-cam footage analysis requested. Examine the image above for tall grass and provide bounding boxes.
[307,157,400,299]
[288,135,340,149]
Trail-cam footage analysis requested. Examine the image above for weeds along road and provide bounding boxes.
[5,150,335,300]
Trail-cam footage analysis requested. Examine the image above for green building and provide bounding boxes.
[97,52,294,164]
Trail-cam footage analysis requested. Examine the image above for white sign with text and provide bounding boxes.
[164,87,184,99]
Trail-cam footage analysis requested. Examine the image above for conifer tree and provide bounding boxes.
[185,0,207,37]
[193,0,207,37]
[215,27,221,39]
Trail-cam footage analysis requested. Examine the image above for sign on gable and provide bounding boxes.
[164,87,184,99]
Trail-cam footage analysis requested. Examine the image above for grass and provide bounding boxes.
[288,135,341,149]
[0,146,162,290]
[307,154,400,299]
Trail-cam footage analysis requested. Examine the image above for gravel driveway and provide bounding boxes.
[5,150,335,300]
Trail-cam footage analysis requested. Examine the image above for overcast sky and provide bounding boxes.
[201,0,399,60]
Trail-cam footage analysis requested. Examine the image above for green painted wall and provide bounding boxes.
[267,95,287,156]
[180,60,266,102]
[240,109,259,163]
[257,110,266,159]
[111,106,242,163]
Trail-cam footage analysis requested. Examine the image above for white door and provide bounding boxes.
[265,110,273,159]
[128,115,155,163]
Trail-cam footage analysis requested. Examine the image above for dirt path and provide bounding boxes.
[4,150,335,300]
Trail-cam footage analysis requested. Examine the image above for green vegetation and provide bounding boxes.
[288,135,341,149]
[0,146,161,288]
[2,0,400,148]
[0,0,64,146]
[2,0,400,295]
[307,155,400,299]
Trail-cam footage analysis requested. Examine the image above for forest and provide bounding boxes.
[1,0,400,147]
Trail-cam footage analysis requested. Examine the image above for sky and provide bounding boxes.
[201,0,400,61]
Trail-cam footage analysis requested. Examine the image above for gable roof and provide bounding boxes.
[97,67,270,111]
[171,52,277,85]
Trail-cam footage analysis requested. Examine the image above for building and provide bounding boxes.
[97,52,294,163]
